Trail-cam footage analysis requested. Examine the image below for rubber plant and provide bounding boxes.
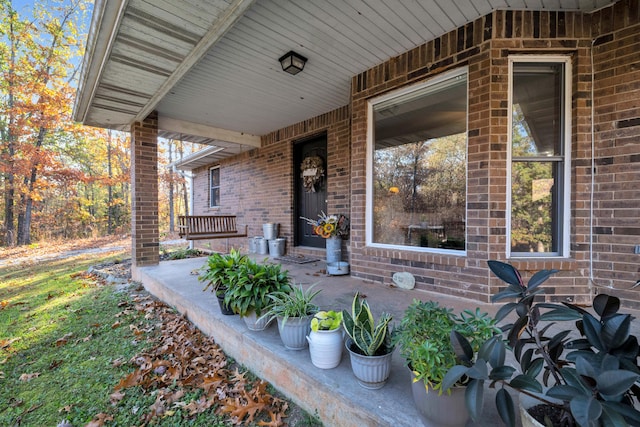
[442,260,640,427]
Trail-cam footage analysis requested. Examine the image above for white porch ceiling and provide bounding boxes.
[75,0,616,156]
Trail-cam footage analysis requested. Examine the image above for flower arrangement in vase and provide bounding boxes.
[301,212,349,239]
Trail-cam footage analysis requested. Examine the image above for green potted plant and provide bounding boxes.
[442,260,640,427]
[392,299,499,426]
[342,292,395,389]
[307,310,343,369]
[223,259,291,330]
[198,249,247,315]
[262,283,321,350]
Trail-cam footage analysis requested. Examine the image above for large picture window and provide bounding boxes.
[508,57,571,257]
[209,166,220,208]
[367,69,467,252]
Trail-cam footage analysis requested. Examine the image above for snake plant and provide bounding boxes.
[342,292,394,356]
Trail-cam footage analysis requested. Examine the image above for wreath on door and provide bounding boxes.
[300,155,325,192]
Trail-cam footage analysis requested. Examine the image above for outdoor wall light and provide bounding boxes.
[278,50,307,75]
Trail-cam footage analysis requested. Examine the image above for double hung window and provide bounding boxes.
[508,57,571,257]
[209,166,220,208]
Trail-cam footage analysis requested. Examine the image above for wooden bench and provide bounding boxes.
[178,215,248,240]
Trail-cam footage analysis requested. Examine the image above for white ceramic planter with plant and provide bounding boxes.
[306,310,343,369]
[342,292,395,389]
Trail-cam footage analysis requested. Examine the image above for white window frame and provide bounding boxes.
[507,55,572,258]
[365,67,468,255]
[209,166,221,208]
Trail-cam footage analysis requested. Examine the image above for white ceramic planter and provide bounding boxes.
[277,316,310,350]
[345,339,393,389]
[307,328,343,369]
[243,310,272,331]
[410,371,469,427]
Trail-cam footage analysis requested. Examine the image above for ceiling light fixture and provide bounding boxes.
[278,50,307,75]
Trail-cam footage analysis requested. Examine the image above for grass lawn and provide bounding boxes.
[0,239,321,427]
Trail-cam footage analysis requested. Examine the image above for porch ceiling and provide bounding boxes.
[74,0,615,157]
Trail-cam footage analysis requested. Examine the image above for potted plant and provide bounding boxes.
[198,249,247,315]
[342,292,395,389]
[307,310,343,369]
[262,283,321,350]
[442,260,640,427]
[393,299,499,426]
[224,259,291,330]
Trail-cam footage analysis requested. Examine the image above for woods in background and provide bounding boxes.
[0,0,191,246]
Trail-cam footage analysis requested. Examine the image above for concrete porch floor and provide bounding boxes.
[134,254,507,427]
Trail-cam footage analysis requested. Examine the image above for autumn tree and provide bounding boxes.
[0,0,88,245]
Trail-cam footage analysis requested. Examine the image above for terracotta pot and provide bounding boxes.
[410,370,469,427]
[345,339,393,389]
[277,316,310,350]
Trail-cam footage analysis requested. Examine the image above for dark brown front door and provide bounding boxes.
[295,134,327,248]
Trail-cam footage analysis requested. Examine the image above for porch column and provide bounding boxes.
[130,111,159,271]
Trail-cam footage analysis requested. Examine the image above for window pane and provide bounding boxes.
[512,63,563,157]
[210,168,220,186]
[211,187,220,207]
[371,72,467,251]
[511,161,559,253]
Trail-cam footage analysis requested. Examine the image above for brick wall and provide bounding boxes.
[350,2,640,306]
[191,106,351,259]
[187,1,640,308]
[131,112,159,268]
[589,2,640,308]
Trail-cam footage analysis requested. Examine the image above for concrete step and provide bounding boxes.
[135,257,502,427]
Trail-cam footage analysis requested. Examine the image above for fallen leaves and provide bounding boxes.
[85,412,113,427]
[107,295,289,426]
[1,337,20,349]
[55,333,74,346]
[19,372,40,381]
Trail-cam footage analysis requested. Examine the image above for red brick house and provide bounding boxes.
[74,1,640,307]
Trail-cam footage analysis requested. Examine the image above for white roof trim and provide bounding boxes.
[158,116,261,148]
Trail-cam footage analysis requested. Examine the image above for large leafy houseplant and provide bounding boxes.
[198,249,248,296]
[223,259,291,317]
[392,299,499,392]
[443,260,640,427]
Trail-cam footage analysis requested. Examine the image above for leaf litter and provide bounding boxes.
[96,292,290,426]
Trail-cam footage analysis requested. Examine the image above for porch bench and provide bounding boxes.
[178,215,247,240]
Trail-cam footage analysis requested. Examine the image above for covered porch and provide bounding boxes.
[135,254,505,426]
[74,0,640,310]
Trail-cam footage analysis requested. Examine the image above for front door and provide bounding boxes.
[294,134,327,248]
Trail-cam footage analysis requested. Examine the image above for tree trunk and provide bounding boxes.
[17,127,47,245]
[177,142,189,216]
[107,130,113,234]
[168,141,175,232]
[3,10,17,246]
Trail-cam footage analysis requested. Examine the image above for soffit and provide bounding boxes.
[75,0,616,152]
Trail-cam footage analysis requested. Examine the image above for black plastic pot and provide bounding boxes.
[216,290,235,315]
